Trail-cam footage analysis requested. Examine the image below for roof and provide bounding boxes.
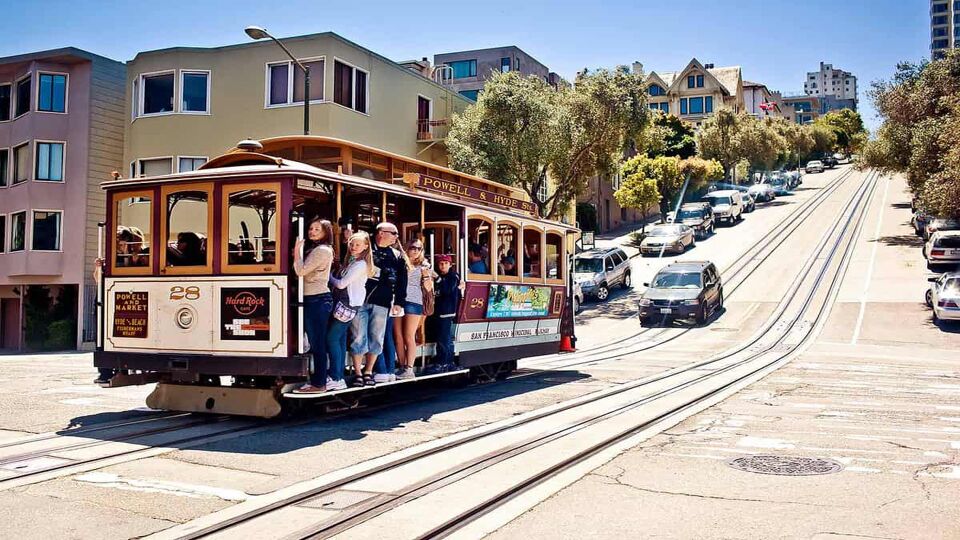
[0,46,122,67]
[647,59,742,97]
[576,247,622,258]
[433,45,549,70]
[661,261,712,271]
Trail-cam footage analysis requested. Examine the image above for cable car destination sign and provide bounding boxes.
[402,173,537,215]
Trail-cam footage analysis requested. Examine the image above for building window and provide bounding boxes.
[0,215,5,253]
[180,71,209,113]
[955,13,960,23]
[141,72,175,115]
[933,15,947,24]
[696,74,704,88]
[459,89,479,101]
[0,84,10,121]
[178,157,207,172]
[933,27,948,37]
[137,157,173,177]
[932,2,947,13]
[15,76,30,118]
[333,60,368,113]
[0,148,7,187]
[37,73,67,113]
[537,181,548,203]
[648,84,666,96]
[10,211,26,251]
[689,97,704,114]
[660,102,669,113]
[933,38,950,49]
[446,60,477,79]
[13,142,29,184]
[687,75,695,88]
[501,57,511,72]
[267,59,324,106]
[705,96,713,113]
[680,98,688,115]
[35,142,64,182]
[31,210,62,251]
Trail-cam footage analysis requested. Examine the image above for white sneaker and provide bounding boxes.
[373,373,391,383]
[396,367,416,380]
[388,374,397,382]
[326,379,347,391]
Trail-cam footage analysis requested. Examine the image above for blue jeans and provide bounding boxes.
[326,318,350,382]
[404,302,424,315]
[350,304,389,357]
[436,317,455,365]
[303,293,333,385]
[375,316,396,375]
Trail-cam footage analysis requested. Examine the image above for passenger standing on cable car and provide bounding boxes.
[291,218,334,394]
[350,222,407,387]
[394,238,433,380]
[424,254,462,374]
[327,231,373,391]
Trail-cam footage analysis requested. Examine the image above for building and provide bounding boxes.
[803,62,857,111]
[433,46,557,101]
[125,32,472,177]
[781,95,821,125]
[644,58,744,127]
[743,80,783,119]
[0,48,126,351]
[930,0,959,59]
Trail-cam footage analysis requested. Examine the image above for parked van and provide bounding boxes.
[701,190,746,225]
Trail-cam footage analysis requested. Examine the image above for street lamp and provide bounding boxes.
[245,25,311,135]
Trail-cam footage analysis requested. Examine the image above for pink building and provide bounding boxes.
[0,48,125,351]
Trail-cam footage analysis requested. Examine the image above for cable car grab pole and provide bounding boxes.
[296,212,305,355]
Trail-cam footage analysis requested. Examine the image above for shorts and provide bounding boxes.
[404,302,424,315]
[349,304,389,356]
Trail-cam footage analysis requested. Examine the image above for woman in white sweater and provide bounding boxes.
[325,231,374,391]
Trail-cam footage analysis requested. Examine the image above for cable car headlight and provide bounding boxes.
[175,307,195,329]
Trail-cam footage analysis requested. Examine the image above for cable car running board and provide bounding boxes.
[146,383,282,418]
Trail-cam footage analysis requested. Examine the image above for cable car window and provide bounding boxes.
[467,217,492,276]
[225,187,278,267]
[497,222,519,278]
[114,192,152,272]
[546,232,563,281]
[161,184,212,272]
[522,227,543,279]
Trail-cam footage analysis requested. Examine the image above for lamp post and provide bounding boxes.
[245,26,310,135]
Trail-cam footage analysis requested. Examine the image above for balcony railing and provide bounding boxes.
[417,119,449,142]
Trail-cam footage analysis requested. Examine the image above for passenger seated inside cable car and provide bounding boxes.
[115,226,149,267]
[168,231,206,266]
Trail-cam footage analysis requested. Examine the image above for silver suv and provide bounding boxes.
[574,247,632,302]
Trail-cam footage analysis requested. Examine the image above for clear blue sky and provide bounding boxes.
[0,0,929,132]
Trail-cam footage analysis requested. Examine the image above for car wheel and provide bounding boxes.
[596,284,610,302]
[695,304,707,325]
[933,308,940,324]
[716,291,724,314]
[925,290,933,308]
[639,316,652,327]
[622,272,632,290]
[691,236,696,248]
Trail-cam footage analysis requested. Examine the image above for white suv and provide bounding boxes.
[924,231,960,270]
[701,190,745,225]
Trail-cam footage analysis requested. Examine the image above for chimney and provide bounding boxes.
[632,61,643,74]
[704,63,714,69]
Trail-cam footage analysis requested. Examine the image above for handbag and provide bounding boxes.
[420,264,435,316]
[331,262,359,323]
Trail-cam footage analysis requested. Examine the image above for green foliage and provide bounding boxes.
[448,68,649,219]
[816,109,867,155]
[863,50,960,217]
[613,175,659,233]
[640,113,697,158]
[808,124,838,155]
[620,154,723,219]
[696,109,790,181]
[47,320,76,350]
[22,285,78,350]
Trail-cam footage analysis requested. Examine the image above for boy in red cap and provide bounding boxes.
[427,254,461,373]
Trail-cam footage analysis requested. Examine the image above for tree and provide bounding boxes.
[639,112,697,158]
[613,176,660,234]
[447,68,649,219]
[696,109,788,182]
[738,118,787,176]
[771,119,815,169]
[620,155,723,220]
[808,124,838,156]
[816,109,868,155]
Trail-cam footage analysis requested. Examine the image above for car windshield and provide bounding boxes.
[944,278,960,295]
[574,258,603,273]
[935,236,960,248]
[649,225,684,236]
[706,196,732,206]
[677,209,703,220]
[652,272,702,289]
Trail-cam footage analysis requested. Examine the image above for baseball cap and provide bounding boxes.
[436,254,452,263]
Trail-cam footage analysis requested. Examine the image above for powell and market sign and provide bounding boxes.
[402,173,538,216]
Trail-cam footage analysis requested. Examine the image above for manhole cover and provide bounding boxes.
[727,455,844,476]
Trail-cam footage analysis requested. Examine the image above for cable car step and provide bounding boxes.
[101,372,161,388]
[146,383,282,418]
[282,369,469,399]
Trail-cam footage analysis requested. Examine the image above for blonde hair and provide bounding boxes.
[405,238,425,268]
[345,231,375,277]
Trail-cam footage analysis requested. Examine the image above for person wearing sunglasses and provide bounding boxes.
[394,238,435,379]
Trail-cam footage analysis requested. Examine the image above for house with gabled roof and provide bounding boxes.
[644,58,744,126]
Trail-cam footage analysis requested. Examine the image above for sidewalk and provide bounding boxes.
[590,215,663,259]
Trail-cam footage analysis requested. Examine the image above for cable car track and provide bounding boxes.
[148,169,878,540]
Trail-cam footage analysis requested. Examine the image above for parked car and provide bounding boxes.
[747,183,776,203]
[821,154,838,168]
[638,261,723,326]
[925,272,960,323]
[786,170,802,188]
[640,224,696,256]
[912,210,932,237]
[924,217,960,241]
[573,282,584,313]
[702,190,746,225]
[768,175,791,196]
[805,160,824,174]
[674,203,715,239]
[924,231,960,270]
[741,192,756,213]
[573,247,632,302]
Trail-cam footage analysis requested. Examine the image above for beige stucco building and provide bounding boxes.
[644,58,744,127]
[124,32,471,177]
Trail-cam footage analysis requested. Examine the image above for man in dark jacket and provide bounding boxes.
[349,222,408,386]
[427,254,462,373]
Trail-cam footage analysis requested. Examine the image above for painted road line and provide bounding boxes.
[851,175,891,345]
